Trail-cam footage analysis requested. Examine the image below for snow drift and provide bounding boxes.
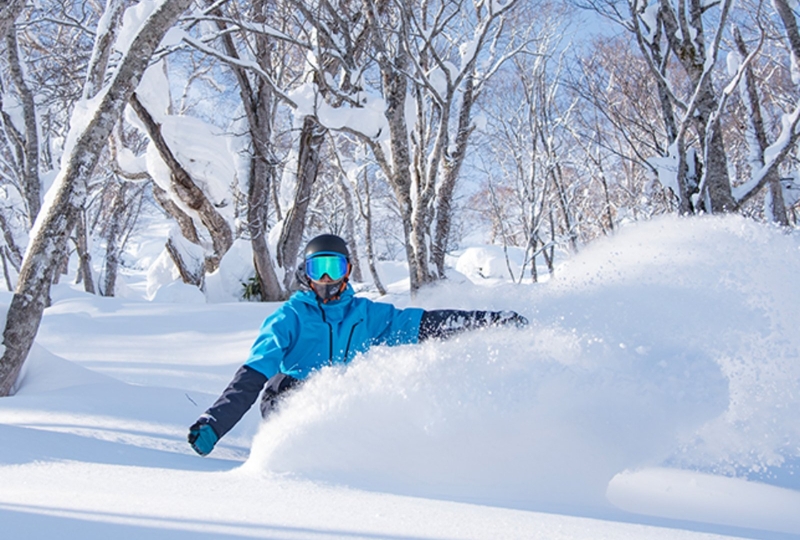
[3,214,800,538]
[245,216,800,514]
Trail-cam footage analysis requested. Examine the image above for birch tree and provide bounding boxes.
[290,0,523,293]
[2,21,41,225]
[1,1,42,286]
[0,0,193,396]
[726,0,800,221]
[185,0,294,299]
[184,0,338,298]
[475,4,581,281]
[0,0,25,41]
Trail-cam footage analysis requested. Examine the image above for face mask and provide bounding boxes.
[310,279,347,303]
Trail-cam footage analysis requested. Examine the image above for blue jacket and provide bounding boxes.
[194,286,520,441]
[198,285,424,438]
[245,285,424,380]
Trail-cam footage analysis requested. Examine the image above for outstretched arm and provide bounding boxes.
[188,365,267,456]
[418,309,528,341]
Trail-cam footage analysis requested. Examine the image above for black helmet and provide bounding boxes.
[302,234,351,303]
[304,234,349,261]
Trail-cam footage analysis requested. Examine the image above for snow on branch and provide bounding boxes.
[181,35,298,109]
[733,101,800,206]
[184,14,303,46]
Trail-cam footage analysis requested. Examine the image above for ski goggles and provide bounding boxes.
[305,252,349,282]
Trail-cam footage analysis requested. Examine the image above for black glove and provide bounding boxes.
[490,310,529,328]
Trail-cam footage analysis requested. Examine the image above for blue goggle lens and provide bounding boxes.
[305,254,348,281]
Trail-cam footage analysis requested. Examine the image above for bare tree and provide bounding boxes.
[277,115,326,289]
[190,0,293,300]
[95,178,145,296]
[128,92,233,272]
[475,4,588,281]
[293,0,523,293]
[0,0,24,41]
[730,26,788,224]
[0,0,193,396]
[187,0,340,299]
[354,165,386,294]
[724,0,800,220]
[573,0,736,212]
[2,26,41,224]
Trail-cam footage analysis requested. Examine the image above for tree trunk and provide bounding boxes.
[208,0,283,299]
[83,0,125,101]
[277,115,325,289]
[74,206,96,294]
[733,27,788,225]
[129,92,233,272]
[380,65,418,292]
[1,247,13,292]
[0,0,193,397]
[247,124,283,300]
[696,86,736,212]
[359,1,419,293]
[432,73,476,278]
[166,235,204,288]
[0,211,22,275]
[337,173,363,282]
[657,0,735,213]
[551,161,579,252]
[151,183,201,245]
[774,0,800,62]
[101,182,130,297]
[354,168,386,295]
[528,237,539,283]
[4,28,41,224]
[409,88,442,288]
[545,210,556,276]
[247,122,283,300]
[249,161,283,300]
[0,0,24,41]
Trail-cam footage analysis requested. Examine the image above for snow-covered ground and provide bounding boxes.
[1,214,800,539]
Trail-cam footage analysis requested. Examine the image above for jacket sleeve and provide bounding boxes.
[418,309,526,341]
[195,365,268,439]
[367,301,425,346]
[244,304,300,379]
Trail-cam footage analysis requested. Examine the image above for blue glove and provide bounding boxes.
[492,310,529,328]
[188,422,219,456]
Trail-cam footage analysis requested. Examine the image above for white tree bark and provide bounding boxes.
[0,0,194,396]
[731,26,789,225]
[277,115,325,289]
[201,0,285,300]
[3,27,41,224]
[0,0,24,42]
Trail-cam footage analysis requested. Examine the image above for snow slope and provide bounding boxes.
[1,214,799,539]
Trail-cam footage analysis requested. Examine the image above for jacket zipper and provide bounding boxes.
[317,298,362,365]
[343,320,362,363]
[318,300,334,365]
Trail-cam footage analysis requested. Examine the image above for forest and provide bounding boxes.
[1,0,799,395]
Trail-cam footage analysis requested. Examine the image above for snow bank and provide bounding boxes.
[246,215,800,514]
[204,239,256,303]
[452,244,527,283]
[607,467,800,535]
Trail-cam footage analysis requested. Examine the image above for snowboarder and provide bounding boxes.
[188,234,528,456]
